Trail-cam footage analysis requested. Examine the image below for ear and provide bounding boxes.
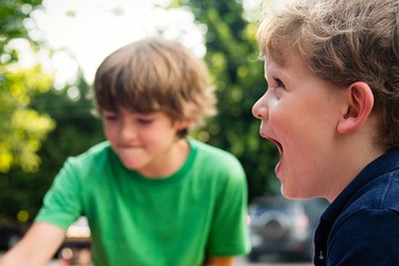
[337,82,374,134]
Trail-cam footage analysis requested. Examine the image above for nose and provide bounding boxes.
[252,94,268,120]
[118,120,137,142]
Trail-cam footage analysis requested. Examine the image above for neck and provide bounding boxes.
[325,135,386,202]
[139,138,190,179]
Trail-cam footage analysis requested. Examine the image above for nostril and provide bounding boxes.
[252,105,268,120]
[251,105,260,118]
[252,97,268,119]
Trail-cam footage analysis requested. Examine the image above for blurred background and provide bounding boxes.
[0,0,323,264]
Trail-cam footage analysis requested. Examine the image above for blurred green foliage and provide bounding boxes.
[0,0,42,49]
[0,65,55,173]
[0,0,55,174]
[1,71,104,222]
[0,0,103,222]
[173,0,280,201]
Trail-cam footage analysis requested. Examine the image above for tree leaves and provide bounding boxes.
[0,0,54,174]
[0,65,55,173]
[176,0,280,200]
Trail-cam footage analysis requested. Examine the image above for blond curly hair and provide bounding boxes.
[257,0,399,148]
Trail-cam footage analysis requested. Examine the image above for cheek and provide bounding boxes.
[103,123,117,141]
[139,127,170,144]
[268,105,293,136]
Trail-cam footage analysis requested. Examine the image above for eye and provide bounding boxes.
[274,77,285,89]
[137,117,154,125]
[103,113,118,121]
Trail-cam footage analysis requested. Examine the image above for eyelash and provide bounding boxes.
[103,115,153,125]
[274,77,285,88]
[104,115,117,121]
[137,118,153,125]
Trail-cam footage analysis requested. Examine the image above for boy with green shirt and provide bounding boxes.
[0,37,250,266]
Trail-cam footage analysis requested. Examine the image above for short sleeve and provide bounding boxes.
[205,159,251,256]
[35,157,83,230]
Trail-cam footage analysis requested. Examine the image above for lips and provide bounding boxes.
[259,131,283,177]
[260,131,283,154]
[267,137,283,177]
[269,138,283,154]
[117,142,141,149]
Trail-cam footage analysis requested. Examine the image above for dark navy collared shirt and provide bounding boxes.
[314,148,399,266]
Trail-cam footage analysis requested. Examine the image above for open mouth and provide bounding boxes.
[259,130,283,154]
[269,138,283,154]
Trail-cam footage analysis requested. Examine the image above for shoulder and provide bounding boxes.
[187,138,247,188]
[66,141,112,165]
[323,157,399,263]
[59,141,115,177]
[327,207,399,264]
[328,177,399,259]
[189,138,242,166]
[349,170,399,215]
[332,171,399,236]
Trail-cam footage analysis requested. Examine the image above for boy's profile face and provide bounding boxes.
[102,107,188,177]
[252,50,348,199]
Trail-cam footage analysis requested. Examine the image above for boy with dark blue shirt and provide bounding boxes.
[252,0,399,264]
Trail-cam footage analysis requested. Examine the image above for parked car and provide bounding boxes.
[0,221,23,251]
[247,195,329,262]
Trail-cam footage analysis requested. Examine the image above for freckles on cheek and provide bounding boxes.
[283,128,290,136]
[272,118,290,138]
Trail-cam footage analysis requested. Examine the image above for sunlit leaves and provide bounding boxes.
[0,0,42,52]
[0,65,55,173]
[0,0,56,174]
[176,0,279,199]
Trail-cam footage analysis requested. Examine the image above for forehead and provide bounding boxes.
[265,49,307,72]
[266,45,303,66]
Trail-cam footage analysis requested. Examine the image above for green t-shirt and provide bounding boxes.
[36,138,250,266]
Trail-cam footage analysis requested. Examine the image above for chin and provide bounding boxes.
[120,160,142,170]
[280,185,301,200]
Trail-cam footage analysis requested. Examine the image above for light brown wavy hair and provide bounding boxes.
[257,0,399,148]
[94,37,216,138]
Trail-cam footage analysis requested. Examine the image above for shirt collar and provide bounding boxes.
[321,148,399,221]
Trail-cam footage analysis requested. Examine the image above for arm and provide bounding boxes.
[203,256,234,266]
[0,222,65,266]
[205,164,251,260]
